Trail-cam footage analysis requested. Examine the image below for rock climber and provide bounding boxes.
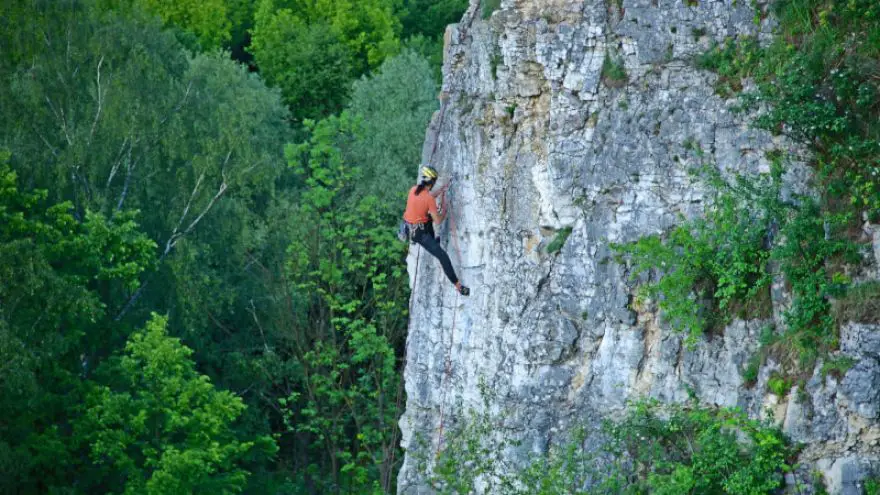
[402,165,470,296]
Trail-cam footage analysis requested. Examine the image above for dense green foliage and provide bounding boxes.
[250,0,401,122]
[616,0,879,377]
[0,154,157,491]
[273,112,411,492]
[134,0,233,48]
[428,399,793,494]
[398,0,468,39]
[1,0,445,491]
[613,164,779,344]
[248,0,462,123]
[601,401,791,494]
[78,314,275,494]
[262,49,436,492]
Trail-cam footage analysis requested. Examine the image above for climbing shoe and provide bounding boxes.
[457,284,470,296]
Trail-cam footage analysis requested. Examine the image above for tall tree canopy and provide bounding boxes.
[250,0,402,122]
[1,0,449,491]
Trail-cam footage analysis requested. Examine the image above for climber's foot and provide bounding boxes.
[455,282,470,296]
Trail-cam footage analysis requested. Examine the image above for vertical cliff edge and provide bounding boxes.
[399,0,880,492]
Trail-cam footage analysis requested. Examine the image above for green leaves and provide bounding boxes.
[1,1,446,490]
[268,52,435,490]
[80,313,273,494]
[732,0,880,216]
[250,0,403,121]
[427,399,792,494]
[137,0,234,49]
[613,168,779,345]
[605,400,791,495]
[0,152,157,491]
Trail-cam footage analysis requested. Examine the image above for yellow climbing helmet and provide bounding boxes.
[421,165,438,181]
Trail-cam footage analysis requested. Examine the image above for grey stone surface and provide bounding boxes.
[398,0,880,492]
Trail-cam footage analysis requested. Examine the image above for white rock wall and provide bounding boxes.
[398,0,880,492]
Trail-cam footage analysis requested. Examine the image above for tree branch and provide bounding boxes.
[115,152,233,321]
[115,150,140,213]
[248,299,271,353]
[33,126,59,158]
[106,136,130,188]
[87,55,105,145]
[45,95,73,146]
[158,81,193,128]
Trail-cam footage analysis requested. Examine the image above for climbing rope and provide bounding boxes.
[434,290,459,457]
[403,9,483,457]
[390,244,420,480]
[433,182,468,458]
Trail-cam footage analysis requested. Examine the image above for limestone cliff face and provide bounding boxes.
[398,0,880,492]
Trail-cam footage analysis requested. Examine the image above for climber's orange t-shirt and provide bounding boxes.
[403,186,439,224]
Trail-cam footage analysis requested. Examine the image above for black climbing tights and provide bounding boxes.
[413,223,459,285]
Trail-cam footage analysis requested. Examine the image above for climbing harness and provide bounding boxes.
[398,221,425,244]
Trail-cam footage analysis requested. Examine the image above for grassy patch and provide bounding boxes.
[601,51,628,88]
[490,46,502,80]
[832,281,880,324]
[768,372,790,396]
[820,356,856,379]
[481,0,501,19]
[546,227,573,254]
[430,398,793,494]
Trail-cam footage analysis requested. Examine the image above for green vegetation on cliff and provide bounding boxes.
[617,0,880,377]
[426,398,792,494]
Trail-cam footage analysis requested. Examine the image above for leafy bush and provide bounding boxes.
[482,0,501,19]
[602,400,792,495]
[767,372,790,396]
[738,0,880,218]
[832,281,880,324]
[679,0,880,377]
[772,201,858,367]
[601,51,628,88]
[743,352,762,385]
[546,227,573,254]
[613,166,778,344]
[427,399,793,494]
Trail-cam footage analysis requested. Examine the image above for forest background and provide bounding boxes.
[0,0,468,492]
